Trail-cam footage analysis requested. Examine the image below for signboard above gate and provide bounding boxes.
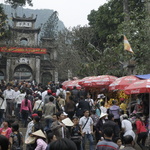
[0,47,47,54]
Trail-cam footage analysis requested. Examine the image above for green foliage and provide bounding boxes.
[4,0,33,8]
[41,11,59,39]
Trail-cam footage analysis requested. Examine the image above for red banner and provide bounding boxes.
[0,47,47,54]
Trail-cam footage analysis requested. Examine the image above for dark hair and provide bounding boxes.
[34,116,41,122]
[73,86,76,89]
[59,84,63,88]
[91,109,96,114]
[123,135,133,144]
[4,119,11,127]
[101,101,105,106]
[47,133,55,143]
[0,135,9,150]
[49,96,54,102]
[83,109,89,114]
[72,116,79,120]
[103,127,113,137]
[112,100,117,105]
[50,138,77,150]
[114,137,121,143]
[108,114,114,120]
[56,111,63,119]
[25,95,28,106]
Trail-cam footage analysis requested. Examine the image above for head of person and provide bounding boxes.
[47,133,57,144]
[103,127,113,139]
[49,96,54,102]
[56,111,65,121]
[14,86,19,92]
[58,94,63,99]
[91,109,96,115]
[59,84,63,89]
[73,86,76,90]
[83,110,90,117]
[33,116,41,123]
[108,114,114,121]
[11,123,19,132]
[87,94,91,99]
[7,83,12,90]
[72,117,79,125]
[112,100,117,105]
[101,101,105,106]
[53,114,57,122]
[114,137,122,147]
[0,135,9,150]
[123,135,134,146]
[2,120,10,128]
[123,114,128,120]
[50,138,77,150]
[47,89,52,95]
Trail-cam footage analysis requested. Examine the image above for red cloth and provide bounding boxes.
[136,120,147,134]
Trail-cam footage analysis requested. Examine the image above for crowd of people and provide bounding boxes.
[0,80,149,150]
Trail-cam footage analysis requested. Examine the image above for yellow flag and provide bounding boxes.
[124,35,134,54]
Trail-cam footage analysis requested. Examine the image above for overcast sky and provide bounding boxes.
[23,0,108,28]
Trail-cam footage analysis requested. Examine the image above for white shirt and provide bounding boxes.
[56,88,66,99]
[3,89,15,99]
[42,90,47,102]
[100,106,107,113]
[0,97,6,110]
[33,100,44,111]
[15,93,26,104]
[85,98,94,106]
[14,90,21,99]
[79,116,93,134]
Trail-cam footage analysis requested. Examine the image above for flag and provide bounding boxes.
[124,35,134,54]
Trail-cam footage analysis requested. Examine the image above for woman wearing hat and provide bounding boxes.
[30,130,47,150]
[95,113,108,142]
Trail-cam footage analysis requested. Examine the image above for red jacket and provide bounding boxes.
[136,120,147,134]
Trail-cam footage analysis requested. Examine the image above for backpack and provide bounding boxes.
[59,89,65,99]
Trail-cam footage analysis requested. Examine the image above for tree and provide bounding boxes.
[4,0,33,8]
[41,11,59,39]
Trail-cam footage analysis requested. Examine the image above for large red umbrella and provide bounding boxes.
[78,76,96,86]
[91,75,118,87]
[109,75,140,91]
[62,80,81,90]
[125,79,150,95]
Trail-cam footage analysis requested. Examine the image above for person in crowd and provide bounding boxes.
[0,135,9,150]
[109,100,121,128]
[122,135,136,150]
[65,96,76,120]
[44,89,53,106]
[0,119,12,139]
[33,116,43,132]
[100,101,107,114]
[95,103,101,117]
[41,86,48,102]
[78,87,87,99]
[85,94,94,110]
[46,132,57,150]
[51,111,70,139]
[103,114,120,141]
[50,138,77,150]
[33,95,43,118]
[20,95,32,127]
[135,115,148,150]
[9,123,23,150]
[121,114,135,140]
[71,117,82,150]
[95,113,108,142]
[3,83,15,118]
[71,86,79,104]
[15,88,26,121]
[79,110,94,150]
[0,90,6,125]
[43,96,56,131]
[56,84,66,100]
[77,96,90,117]
[32,130,47,150]
[114,137,125,149]
[96,127,119,150]
[57,94,65,111]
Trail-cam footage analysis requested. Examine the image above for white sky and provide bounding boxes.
[23,0,108,28]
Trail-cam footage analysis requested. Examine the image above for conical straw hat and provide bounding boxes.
[62,118,74,126]
[100,113,108,119]
[25,136,36,144]
[32,130,46,139]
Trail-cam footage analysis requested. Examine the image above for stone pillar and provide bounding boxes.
[54,70,58,84]
[35,56,40,84]
[6,58,11,82]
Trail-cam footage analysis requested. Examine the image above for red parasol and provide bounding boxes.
[124,79,150,95]
[91,75,118,87]
[78,76,96,86]
[109,75,140,91]
[62,80,81,90]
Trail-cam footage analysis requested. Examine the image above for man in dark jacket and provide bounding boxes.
[103,114,120,141]
[71,86,79,103]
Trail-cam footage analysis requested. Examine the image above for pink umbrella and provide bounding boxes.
[78,76,96,86]
[109,75,140,91]
[62,80,81,90]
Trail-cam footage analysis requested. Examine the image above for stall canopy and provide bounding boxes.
[135,74,150,79]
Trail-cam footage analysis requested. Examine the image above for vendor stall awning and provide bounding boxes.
[135,74,150,79]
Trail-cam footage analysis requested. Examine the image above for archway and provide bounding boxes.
[20,37,28,46]
[13,64,33,81]
[0,71,4,80]
[42,72,52,85]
